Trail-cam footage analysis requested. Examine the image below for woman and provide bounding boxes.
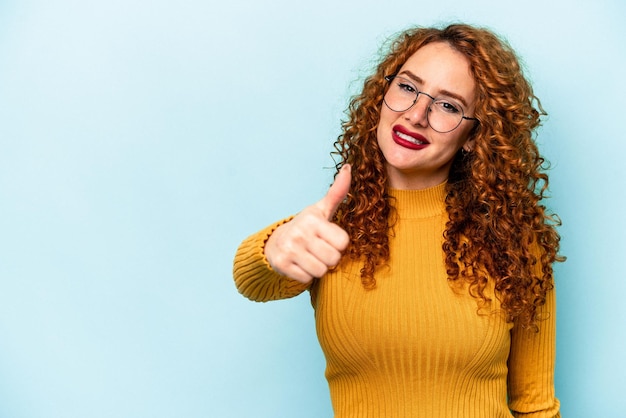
[233,23,563,417]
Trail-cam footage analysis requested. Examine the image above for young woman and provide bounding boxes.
[233,23,563,418]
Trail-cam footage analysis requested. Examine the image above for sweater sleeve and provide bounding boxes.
[507,278,560,417]
[233,218,311,302]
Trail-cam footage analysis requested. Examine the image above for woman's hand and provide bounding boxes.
[265,165,351,283]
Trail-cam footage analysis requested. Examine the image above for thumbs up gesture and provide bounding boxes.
[265,164,351,284]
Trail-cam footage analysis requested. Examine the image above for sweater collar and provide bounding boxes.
[388,182,447,219]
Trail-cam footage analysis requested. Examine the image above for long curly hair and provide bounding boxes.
[332,23,564,329]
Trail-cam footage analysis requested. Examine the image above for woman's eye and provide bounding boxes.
[435,100,461,114]
[398,83,416,93]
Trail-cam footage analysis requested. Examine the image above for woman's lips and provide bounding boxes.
[391,125,429,150]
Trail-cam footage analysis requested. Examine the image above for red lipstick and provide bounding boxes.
[391,125,429,150]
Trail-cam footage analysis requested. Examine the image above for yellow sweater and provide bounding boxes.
[233,183,560,418]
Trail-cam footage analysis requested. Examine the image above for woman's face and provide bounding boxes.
[376,41,477,190]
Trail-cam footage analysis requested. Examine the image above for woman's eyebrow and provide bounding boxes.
[398,69,470,108]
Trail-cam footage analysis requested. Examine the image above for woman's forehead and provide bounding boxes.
[399,42,476,107]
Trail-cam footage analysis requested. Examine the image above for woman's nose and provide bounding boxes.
[403,94,430,127]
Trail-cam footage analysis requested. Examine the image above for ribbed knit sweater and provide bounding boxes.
[233,182,560,418]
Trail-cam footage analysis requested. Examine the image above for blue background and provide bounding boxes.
[1,1,624,417]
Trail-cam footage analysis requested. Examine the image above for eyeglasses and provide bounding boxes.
[383,75,479,133]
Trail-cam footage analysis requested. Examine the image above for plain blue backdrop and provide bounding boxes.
[1,1,624,417]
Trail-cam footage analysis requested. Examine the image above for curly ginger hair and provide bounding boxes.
[332,23,564,329]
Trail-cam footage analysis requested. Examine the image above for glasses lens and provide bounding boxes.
[428,99,464,133]
[384,77,416,112]
[384,76,465,133]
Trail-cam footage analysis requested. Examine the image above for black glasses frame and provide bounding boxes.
[384,75,479,133]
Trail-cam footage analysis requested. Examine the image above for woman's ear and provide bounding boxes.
[462,138,475,153]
